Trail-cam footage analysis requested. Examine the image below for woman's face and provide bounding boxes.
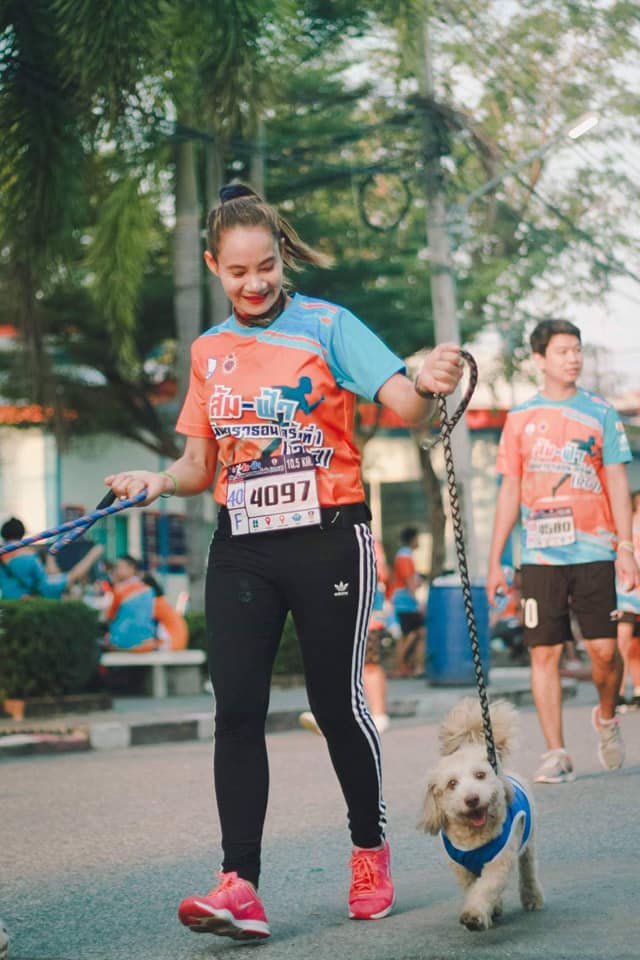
[205,225,284,322]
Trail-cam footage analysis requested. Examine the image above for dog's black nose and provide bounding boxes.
[465,794,480,808]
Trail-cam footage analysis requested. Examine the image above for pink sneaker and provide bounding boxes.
[178,871,270,940]
[348,841,395,920]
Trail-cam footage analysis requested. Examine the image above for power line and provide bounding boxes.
[513,173,640,291]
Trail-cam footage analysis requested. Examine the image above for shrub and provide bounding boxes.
[0,600,102,699]
[273,615,303,676]
[185,611,207,654]
[185,610,303,676]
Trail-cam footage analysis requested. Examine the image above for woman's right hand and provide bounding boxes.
[104,469,173,506]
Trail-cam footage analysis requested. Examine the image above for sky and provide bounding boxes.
[566,279,640,393]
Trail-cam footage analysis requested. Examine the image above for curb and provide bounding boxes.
[0,679,578,760]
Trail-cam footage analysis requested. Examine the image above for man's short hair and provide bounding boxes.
[117,553,141,571]
[530,319,581,356]
[400,526,419,545]
[1,517,25,541]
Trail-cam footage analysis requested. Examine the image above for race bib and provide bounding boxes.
[526,507,576,549]
[226,453,321,535]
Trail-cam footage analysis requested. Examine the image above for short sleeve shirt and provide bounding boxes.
[388,546,419,613]
[496,388,631,565]
[175,293,404,506]
[0,553,67,599]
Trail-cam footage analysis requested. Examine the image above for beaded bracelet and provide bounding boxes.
[414,376,436,400]
[617,540,635,554]
[159,470,179,498]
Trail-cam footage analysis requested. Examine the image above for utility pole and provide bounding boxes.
[417,15,479,578]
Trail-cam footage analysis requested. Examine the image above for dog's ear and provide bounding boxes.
[500,773,515,806]
[417,780,445,835]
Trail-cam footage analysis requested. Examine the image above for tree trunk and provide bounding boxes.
[249,115,266,195]
[173,121,206,612]
[205,137,229,328]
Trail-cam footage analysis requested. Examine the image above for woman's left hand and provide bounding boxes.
[415,343,464,397]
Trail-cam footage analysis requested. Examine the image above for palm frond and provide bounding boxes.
[87,176,156,375]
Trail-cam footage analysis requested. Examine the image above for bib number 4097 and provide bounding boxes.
[249,479,311,510]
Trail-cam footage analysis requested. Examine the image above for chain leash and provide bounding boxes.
[421,350,498,773]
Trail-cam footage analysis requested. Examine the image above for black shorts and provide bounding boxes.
[398,611,423,635]
[521,561,617,647]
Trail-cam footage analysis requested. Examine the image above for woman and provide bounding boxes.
[105,183,463,941]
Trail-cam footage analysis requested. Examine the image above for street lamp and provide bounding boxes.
[448,111,600,231]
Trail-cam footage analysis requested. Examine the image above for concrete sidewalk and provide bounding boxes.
[0,666,578,759]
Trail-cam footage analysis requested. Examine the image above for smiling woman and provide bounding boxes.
[103,181,465,942]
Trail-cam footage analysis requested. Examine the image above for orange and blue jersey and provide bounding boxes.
[496,388,631,565]
[107,579,157,650]
[175,293,404,507]
[387,546,419,613]
[107,579,189,651]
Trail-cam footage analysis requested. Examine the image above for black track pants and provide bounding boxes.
[206,520,386,888]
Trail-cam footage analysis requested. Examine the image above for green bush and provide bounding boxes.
[273,615,304,676]
[185,610,303,676]
[0,600,102,699]
[185,611,207,653]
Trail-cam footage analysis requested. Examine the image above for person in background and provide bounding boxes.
[616,489,640,710]
[363,537,394,733]
[0,516,102,600]
[104,182,463,940]
[486,319,638,784]
[387,526,425,677]
[104,555,187,652]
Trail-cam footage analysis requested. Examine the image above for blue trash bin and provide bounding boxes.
[426,574,490,685]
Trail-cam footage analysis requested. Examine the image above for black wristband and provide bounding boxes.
[414,376,436,400]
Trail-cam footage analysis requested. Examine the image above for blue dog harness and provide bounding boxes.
[441,775,532,877]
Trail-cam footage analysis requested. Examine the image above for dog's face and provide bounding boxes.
[418,743,514,848]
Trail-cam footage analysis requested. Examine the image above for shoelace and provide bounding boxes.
[209,871,239,896]
[350,851,381,893]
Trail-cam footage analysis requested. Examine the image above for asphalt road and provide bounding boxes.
[2,684,639,960]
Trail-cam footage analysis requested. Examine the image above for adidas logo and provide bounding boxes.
[333,581,349,597]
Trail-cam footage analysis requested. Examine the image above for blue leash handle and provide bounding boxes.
[0,490,147,557]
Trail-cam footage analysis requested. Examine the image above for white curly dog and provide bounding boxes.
[418,697,544,931]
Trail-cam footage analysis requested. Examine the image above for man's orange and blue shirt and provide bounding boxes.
[496,388,631,565]
[176,294,404,507]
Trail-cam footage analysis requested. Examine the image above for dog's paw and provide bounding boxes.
[459,908,492,931]
[492,899,504,920]
[521,885,544,911]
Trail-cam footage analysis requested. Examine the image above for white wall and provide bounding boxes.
[0,428,53,533]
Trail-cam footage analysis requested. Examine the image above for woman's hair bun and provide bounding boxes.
[219,183,257,204]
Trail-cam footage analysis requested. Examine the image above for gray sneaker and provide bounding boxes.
[592,706,625,770]
[534,748,576,784]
